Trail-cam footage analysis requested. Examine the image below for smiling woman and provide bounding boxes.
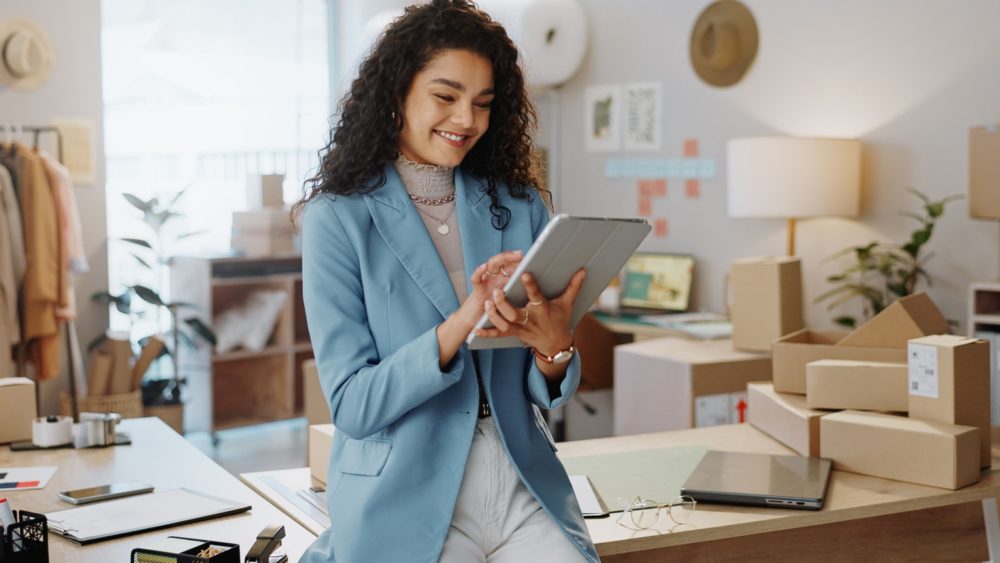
[295,1,597,562]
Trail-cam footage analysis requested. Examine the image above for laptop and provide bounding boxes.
[680,451,832,510]
[608,252,694,317]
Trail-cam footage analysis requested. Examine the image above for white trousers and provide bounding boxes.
[438,417,589,563]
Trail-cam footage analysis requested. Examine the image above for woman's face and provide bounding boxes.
[398,49,494,168]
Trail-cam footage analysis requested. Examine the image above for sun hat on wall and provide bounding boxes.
[0,18,54,91]
[689,0,759,88]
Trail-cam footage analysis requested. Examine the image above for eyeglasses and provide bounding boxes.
[615,495,697,531]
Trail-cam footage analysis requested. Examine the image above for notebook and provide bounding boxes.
[45,488,251,544]
[610,252,695,317]
[680,451,832,510]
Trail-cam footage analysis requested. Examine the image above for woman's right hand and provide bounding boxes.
[453,250,524,332]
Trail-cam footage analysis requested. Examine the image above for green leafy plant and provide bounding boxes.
[91,187,216,403]
[815,188,963,328]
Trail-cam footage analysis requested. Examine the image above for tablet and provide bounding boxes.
[466,214,651,349]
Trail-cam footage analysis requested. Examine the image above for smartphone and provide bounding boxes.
[57,481,154,504]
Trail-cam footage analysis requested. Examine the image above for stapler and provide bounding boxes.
[245,524,288,563]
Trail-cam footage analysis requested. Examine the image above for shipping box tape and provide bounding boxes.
[772,330,905,394]
[748,382,826,457]
[806,360,907,412]
[821,410,980,490]
[908,334,991,469]
[730,256,804,353]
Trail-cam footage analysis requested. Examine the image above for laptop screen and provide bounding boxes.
[620,253,694,312]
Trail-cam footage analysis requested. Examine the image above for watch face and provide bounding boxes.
[552,350,573,364]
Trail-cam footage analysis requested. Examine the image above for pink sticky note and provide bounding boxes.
[685,179,700,199]
[638,179,653,197]
[654,218,668,237]
[638,196,652,217]
[651,179,667,197]
[683,138,699,157]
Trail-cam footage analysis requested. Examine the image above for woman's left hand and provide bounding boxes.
[474,269,586,368]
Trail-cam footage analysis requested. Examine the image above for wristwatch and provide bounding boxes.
[533,340,575,365]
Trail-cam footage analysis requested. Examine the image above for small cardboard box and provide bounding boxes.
[246,174,285,209]
[748,382,827,456]
[730,256,804,352]
[970,125,1000,218]
[303,359,331,426]
[838,293,948,349]
[309,424,335,487]
[0,377,36,443]
[908,334,991,469]
[820,410,980,490]
[772,329,906,394]
[806,359,908,412]
[614,337,769,435]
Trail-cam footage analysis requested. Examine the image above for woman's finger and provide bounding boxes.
[521,273,546,306]
[557,269,587,308]
[484,300,511,332]
[491,288,520,323]
[471,262,489,287]
[486,250,523,275]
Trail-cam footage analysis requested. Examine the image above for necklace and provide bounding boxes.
[413,202,456,235]
[407,192,455,206]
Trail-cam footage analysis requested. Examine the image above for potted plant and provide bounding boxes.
[816,188,963,328]
[91,187,216,429]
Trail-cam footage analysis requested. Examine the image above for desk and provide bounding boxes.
[247,424,1000,561]
[0,417,314,562]
[242,467,328,536]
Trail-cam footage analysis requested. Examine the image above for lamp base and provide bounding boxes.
[787,218,797,256]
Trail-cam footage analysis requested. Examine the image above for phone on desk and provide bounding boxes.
[57,481,154,504]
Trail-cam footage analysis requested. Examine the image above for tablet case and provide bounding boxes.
[467,214,650,349]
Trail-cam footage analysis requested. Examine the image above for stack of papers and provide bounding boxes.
[639,312,732,339]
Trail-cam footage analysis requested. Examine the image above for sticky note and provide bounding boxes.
[605,159,623,178]
[666,158,681,178]
[685,179,700,199]
[638,196,652,217]
[638,180,653,197]
[699,159,717,179]
[654,218,668,237]
[683,138,699,157]
[681,159,699,178]
[651,179,667,197]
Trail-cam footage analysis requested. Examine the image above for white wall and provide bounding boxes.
[0,0,108,414]
[548,0,1000,330]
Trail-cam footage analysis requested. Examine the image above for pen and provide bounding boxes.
[0,498,13,532]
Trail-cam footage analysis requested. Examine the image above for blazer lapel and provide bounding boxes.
[455,170,503,390]
[365,166,460,319]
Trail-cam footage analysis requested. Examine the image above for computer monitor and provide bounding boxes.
[619,253,694,313]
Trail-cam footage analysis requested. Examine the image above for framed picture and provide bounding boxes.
[584,84,621,152]
[623,82,662,151]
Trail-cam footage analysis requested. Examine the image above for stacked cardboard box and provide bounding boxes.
[730,257,804,352]
[806,360,907,412]
[231,209,298,257]
[747,382,826,457]
[0,377,36,443]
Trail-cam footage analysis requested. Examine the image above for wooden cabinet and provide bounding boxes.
[171,255,313,433]
[969,281,1000,335]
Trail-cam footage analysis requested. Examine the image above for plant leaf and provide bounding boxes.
[184,317,217,346]
[120,237,152,250]
[132,253,152,269]
[132,284,166,307]
[834,316,857,329]
[123,192,153,212]
[175,229,209,241]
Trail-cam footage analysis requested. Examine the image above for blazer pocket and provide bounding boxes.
[532,404,558,453]
[340,438,393,476]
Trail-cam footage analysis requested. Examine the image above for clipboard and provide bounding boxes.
[45,488,251,545]
[467,214,651,349]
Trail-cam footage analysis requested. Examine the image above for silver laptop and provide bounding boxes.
[680,451,832,510]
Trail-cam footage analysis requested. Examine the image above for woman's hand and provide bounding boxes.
[474,269,586,379]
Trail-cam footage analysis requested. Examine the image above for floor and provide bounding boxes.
[186,417,309,476]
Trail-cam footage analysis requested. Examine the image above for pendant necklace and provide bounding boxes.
[414,202,456,235]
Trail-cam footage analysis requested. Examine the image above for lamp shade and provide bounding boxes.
[727,137,861,218]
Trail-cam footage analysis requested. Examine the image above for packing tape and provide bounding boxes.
[31,415,74,448]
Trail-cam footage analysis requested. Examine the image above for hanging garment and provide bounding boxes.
[39,151,87,320]
[13,143,61,380]
[0,160,26,288]
[0,164,19,377]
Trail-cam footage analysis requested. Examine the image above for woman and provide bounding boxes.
[297,1,598,561]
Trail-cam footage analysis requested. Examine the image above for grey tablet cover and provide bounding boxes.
[466,214,650,349]
[680,451,832,510]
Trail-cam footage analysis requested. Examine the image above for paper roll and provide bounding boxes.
[32,415,74,448]
[478,0,588,87]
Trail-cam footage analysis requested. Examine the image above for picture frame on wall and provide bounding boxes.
[584,84,621,152]
[623,82,662,151]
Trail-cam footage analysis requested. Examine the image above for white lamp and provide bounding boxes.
[727,137,861,255]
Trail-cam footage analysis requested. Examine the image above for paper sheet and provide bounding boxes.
[569,474,607,517]
[0,466,57,490]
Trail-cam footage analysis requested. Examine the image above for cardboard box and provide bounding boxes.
[231,209,298,257]
[748,382,827,456]
[309,424,335,487]
[820,410,980,490]
[614,337,770,435]
[730,256,804,352]
[246,174,285,209]
[772,329,907,394]
[970,125,1000,219]
[908,334,991,468]
[806,359,908,412]
[0,377,36,443]
[838,293,947,349]
[303,359,331,426]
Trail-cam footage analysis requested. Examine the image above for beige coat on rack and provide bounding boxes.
[0,165,19,377]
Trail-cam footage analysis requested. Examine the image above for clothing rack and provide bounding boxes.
[8,125,80,421]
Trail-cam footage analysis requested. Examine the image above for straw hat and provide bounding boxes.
[0,18,53,91]
[689,0,758,87]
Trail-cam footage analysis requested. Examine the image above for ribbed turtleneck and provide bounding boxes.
[394,154,467,302]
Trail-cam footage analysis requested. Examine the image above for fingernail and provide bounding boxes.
[484,301,491,310]
[521,274,530,282]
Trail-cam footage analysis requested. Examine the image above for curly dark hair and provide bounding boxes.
[293,0,542,229]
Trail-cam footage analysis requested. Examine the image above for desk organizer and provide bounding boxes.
[130,536,239,563]
[0,510,49,563]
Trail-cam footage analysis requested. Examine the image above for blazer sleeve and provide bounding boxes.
[302,197,465,439]
[523,193,581,410]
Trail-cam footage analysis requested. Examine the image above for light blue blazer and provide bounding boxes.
[298,165,599,563]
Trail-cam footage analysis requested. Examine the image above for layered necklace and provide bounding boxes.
[409,193,456,235]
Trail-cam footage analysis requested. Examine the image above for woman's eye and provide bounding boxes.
[434,94,454,102]
[475,102,492,109]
